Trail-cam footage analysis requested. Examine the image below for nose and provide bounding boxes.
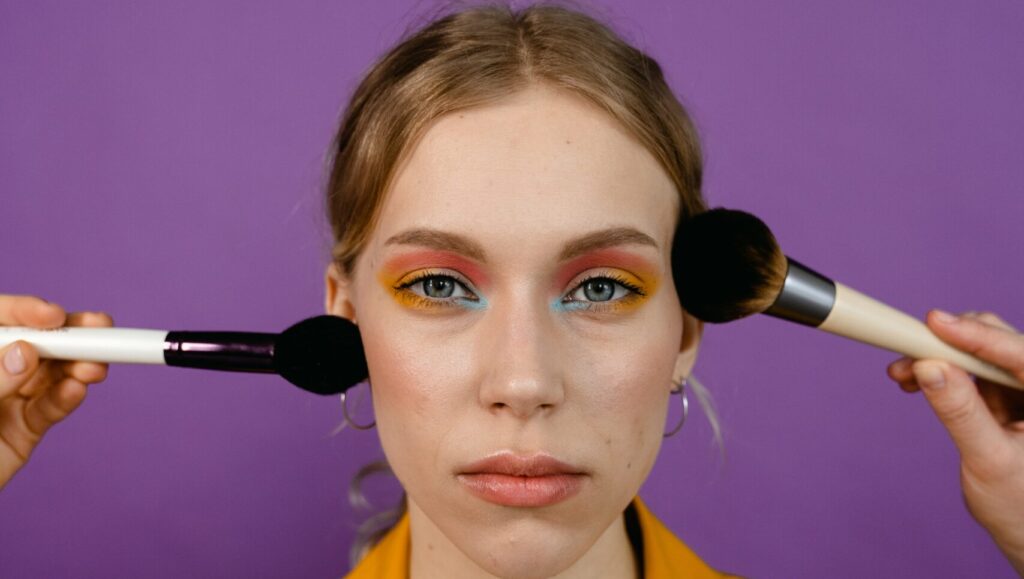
[477,294,565,420]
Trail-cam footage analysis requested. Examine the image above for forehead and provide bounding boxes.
[372,84,679,258]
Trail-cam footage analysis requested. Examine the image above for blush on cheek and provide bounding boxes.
[361,324,472,438]
[365,344,426,412]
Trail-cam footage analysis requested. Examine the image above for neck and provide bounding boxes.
[407,499,638,579]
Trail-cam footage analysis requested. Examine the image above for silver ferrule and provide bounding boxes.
[764,257,837,327]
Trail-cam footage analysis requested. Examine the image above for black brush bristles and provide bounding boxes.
[672,208,788,323]
[274,315,368,395]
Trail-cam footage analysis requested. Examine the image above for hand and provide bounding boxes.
[887,309,1024,575]
[0,295,113,490]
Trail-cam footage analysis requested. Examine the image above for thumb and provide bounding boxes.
[1,341,38,399]
[913,360,1008,467]
[925,310,1024,383]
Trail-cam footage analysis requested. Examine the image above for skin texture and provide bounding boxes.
[326,84,702,578]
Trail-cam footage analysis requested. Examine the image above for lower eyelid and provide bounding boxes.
[394,276,485,310]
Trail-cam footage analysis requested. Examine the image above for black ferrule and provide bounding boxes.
[764,257,836,327]
[163,331,277,373]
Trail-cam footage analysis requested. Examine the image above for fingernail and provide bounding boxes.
[4,344,27,375]
[933,309,958,324]
[915,365,946,389]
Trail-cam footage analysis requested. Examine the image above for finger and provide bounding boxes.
[0,295,66,328]
[63,360,108,384]
[976,381,1015,424]
[16,357,63,399]
[887,357,914,382]
[897,378,921,393]
[962,310,1019,333]
[23,376,88,437]
[15,312,116,396]
[886,358,921,392]
[925,309,1024,382]
[65,311,115,328]
[913,360,1011,470]
[1,341,40,399]
[59,312,114,384]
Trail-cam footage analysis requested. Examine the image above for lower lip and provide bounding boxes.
[457,473,586,507]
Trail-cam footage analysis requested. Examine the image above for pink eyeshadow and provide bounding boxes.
[552,249,660,291]
[381,250,490,288]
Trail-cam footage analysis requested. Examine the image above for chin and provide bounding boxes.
[450,516,595,579]
[467,540,583,579]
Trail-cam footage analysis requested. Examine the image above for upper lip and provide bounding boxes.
[458,452,586,477]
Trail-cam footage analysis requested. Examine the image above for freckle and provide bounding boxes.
[565,139,571,144]
[605,437,612,446]
[427,543,434,551]
[627,461,632,470]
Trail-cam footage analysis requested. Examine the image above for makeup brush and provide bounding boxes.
[672,207,1024,391]
[0,315,368,396]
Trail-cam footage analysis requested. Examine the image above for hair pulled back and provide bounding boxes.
[326,2,706,276]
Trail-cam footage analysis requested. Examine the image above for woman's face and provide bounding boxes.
[327,84,701,576]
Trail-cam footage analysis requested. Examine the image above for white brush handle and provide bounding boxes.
[819,282,1024,390]
[0,327,169,364]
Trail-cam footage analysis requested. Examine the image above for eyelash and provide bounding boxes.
[393,271,646,311]
[394,271,482,310]
[562,273,646,311]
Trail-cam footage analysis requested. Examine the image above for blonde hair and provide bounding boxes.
[323,1,715,566]
[326,1,706,277]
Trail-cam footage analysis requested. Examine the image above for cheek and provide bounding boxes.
[577,301,682,489]
[357,322,471,484]
[591,349,673,460]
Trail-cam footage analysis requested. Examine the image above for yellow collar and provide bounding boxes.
[345,496,737,578]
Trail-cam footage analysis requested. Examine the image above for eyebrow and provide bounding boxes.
[383,226,658,263]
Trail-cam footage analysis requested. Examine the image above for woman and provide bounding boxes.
[3,4,1023,577]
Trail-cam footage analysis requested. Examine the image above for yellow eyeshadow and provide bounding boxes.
[600,279,652,313]
[392,288,451,310]
[561,269,658,314]
[379,269,480,312]
[379,270,427,309]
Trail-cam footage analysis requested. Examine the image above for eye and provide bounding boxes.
[573,278,622,302]
[395,272,480,307]
[419,276,459,299]
[562,274,645,308]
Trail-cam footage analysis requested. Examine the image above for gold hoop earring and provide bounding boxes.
[663,377,689,438]
[340,381,376,430]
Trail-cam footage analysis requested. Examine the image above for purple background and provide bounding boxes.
[2,1,1022,577]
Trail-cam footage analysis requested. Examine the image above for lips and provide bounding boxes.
[456,452,588,508]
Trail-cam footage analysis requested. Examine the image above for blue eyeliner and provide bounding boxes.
[459,295,489,310]
[550,298,589,313]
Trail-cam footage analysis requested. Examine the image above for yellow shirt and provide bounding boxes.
[344,496,740,578]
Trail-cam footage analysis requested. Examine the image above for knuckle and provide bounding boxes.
[941,398,976,428]
[962,310,1018,333]
[976,311,1001,324]
[39,399,68,425]
[82,311,114,326]
[934,383,984,429]
[89,364,109,383]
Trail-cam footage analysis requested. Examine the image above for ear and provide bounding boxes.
[325,261,358,324]
[673,311,703,382]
